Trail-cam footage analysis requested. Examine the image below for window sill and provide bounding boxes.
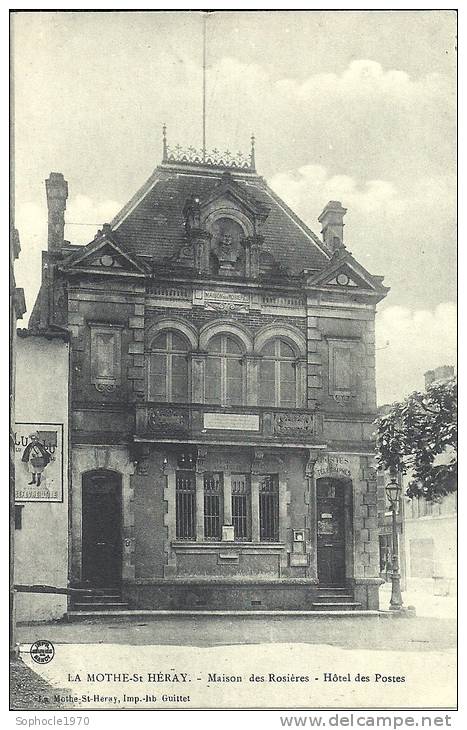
[172,541,285,550]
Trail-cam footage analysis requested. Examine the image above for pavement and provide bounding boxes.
[14,589,457,710]
[379,583,457,619]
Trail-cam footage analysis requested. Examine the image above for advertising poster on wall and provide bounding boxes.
[14,423,63,502]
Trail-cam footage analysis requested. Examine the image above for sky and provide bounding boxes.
[11,10,457,404]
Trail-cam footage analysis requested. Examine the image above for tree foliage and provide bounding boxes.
[376,377,457,500]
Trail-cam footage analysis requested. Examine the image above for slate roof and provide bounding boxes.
[111,164,331,275]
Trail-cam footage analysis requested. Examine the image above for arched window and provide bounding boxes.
[259,339,296,408]
[149,331,189,402]
[205,334,244,406]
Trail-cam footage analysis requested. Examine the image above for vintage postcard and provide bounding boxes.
[9,7,457,720]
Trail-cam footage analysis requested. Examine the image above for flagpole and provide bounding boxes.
[202,12,207,161]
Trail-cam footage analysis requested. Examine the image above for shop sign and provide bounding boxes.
[314,454,351,479]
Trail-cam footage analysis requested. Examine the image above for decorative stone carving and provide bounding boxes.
[305,450,320,477]
[203,289,250,313]
[147,407,189,436]
[242,234,264,279]
[211,217,244,275]
[206,300,249,313]
[183,195,202,233]
[94,383,117,394]
[134,445,150,476]
[251,448,265,474]
[332,393,356,404]
[193,233,211,274]
[273,412,315,437]
[196,447,208,473]
[180,195,212,273]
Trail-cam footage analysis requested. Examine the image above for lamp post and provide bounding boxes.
[385,475,403,610]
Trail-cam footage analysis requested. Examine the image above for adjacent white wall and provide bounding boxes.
[14,336,69,622]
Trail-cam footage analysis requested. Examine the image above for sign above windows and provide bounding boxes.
[203,412,260,431]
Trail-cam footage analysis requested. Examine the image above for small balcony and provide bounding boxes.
[135,402,323,445]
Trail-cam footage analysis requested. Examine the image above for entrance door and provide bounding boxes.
[317,478,346,585]
[82,471,122,587]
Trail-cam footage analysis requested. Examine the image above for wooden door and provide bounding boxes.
[317,478,346,585]
[82,471,122,587]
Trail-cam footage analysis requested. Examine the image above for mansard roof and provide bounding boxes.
[109,162,332,275]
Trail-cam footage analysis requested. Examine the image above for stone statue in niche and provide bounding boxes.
[211,217,244,274]
[182,195,201,234]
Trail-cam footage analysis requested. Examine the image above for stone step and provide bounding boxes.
[311,602,362,611]
[316,587,351,591]
[77,595,122,601]
[66,608,380,621]
[71,586,121,594]
[73,602,129,611]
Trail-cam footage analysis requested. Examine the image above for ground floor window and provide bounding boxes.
[259,475,279,542]
[176,470,196,539]
[174,470,279,542]
[204,472,223,540]
[232,474,251,541]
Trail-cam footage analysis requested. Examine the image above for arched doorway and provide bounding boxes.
[82,470,122,587]
[316,477,351,585]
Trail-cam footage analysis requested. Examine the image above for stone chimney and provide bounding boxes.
[424,365,454,388]
[45,173,68,251]
[318,200,347,253]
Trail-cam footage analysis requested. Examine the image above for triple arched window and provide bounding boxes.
[148,329,301,408]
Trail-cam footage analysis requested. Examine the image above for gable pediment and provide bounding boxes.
[60,229,149,277]
[306,250,389,298]
[322,264,372,290]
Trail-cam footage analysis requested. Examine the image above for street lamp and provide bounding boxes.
[385,475,403,610]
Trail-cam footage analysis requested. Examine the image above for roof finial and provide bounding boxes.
[250,133,256,170]
[162,123,167,162]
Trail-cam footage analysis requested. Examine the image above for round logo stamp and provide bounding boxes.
[30,640,55,664]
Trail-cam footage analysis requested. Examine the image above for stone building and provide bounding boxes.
[29,135,388,611]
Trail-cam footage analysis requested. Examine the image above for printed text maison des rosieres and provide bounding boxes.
[67,671,406,684]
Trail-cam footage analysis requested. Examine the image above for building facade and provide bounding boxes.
[378,365,457,597]
[29,138,388,610]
